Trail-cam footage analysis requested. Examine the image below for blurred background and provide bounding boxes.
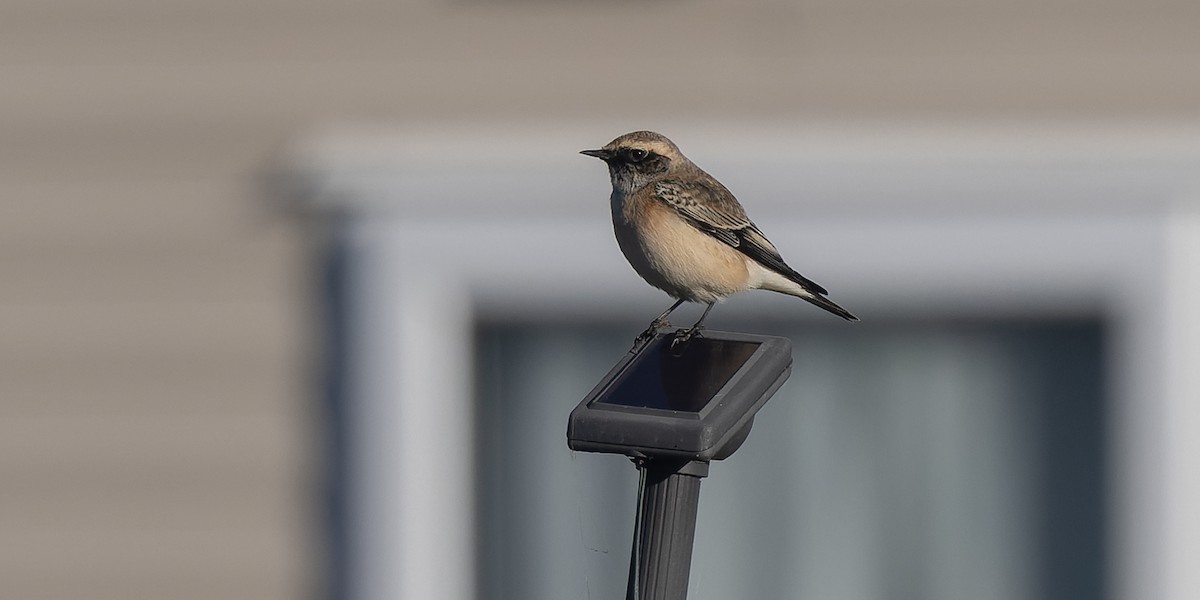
[4,1,1200,600]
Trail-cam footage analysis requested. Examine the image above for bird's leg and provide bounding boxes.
[687,301,716,333]
[648,298,686,330]
[671,302,715,349]
[634,298,685,348]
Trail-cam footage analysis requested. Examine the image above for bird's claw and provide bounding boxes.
[631,318,671,350]
[669,325,704,354]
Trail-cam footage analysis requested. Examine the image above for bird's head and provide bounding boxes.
[581,131,680,193]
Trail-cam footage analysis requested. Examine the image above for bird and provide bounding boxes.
[581,130,857,346]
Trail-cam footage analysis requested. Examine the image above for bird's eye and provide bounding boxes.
[628,148,649,162]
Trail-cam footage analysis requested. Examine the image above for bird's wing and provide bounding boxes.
[653,179,829,296]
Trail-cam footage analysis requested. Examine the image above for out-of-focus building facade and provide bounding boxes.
[3,1,1199,600]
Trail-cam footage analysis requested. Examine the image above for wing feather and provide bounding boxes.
[653,179,829,296]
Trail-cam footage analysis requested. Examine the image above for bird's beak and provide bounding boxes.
[580,148,614,161]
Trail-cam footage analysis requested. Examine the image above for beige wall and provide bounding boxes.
[3,1,1198,598]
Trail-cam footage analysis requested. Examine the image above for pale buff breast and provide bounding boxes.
[612,190,749,303]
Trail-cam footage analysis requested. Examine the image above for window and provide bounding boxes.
[290,125,1200,600]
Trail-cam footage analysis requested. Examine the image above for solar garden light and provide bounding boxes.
[567,329,793,600]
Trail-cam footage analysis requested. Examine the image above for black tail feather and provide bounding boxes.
[803,293,859,321]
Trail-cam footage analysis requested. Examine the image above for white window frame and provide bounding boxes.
[285,123,1200,600]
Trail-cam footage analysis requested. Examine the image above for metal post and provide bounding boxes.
[627,459,710,600]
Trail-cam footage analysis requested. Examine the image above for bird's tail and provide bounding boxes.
[799,292,859,321]
[752,264,859,321]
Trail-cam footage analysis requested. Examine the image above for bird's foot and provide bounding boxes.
[632,318,671,350]
[669,325,704,354]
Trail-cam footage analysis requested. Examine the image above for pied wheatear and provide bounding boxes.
[582,131,857,344]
